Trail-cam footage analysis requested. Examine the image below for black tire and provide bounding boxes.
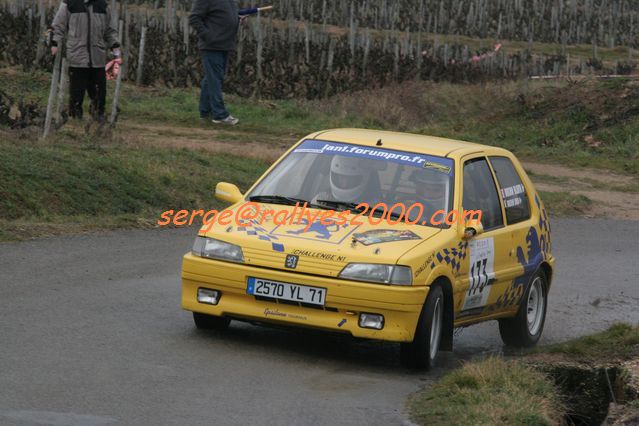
[499,270,548,347]
[193,312,231,331]
[400,285,444,370]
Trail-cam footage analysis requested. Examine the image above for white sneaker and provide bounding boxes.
[212,115,239,125]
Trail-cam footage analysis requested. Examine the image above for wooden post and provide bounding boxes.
[324,37,335,97]
[163,0,169,31]
[136,25,147,85]
[327,38,335,72]
[110,19,124,124]
[235,22,243,80]
[393,41,399,78]
[117,15,123,41]
[42,50,62,139]
[110,0,118,28]
[256,10,263,81]
[182,14,189,51]
[34,0,46,66]
[362,28,370,76]
[321,0,327,33]
[110,61,123,124]
[122,9,130,80]
[349,1,356,64]
[287,10,295,63]
[27,7,33,41]
[416,0,423,72]
[169,0,175,33]
[54,57,68,125]
[304,22,310,64]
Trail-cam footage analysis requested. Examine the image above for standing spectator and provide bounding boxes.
[189,0,243,125]
[51,0,120,122]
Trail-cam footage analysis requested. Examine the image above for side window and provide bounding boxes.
[489,156,531,224]
[463,158,504,230]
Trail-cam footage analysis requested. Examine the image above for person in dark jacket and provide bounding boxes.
[51,0,120,121]
[189,0,242,125]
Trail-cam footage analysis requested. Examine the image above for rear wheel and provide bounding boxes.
[193,312,231,331]
[499,270,548,347]
[400,285,444,370]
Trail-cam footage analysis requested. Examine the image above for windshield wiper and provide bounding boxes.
[249,195,310,206]
[368,205,404,220]
[315,199,364,212]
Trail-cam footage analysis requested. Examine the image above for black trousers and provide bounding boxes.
[68,67,106,119]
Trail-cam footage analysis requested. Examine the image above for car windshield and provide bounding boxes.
[248,140,455,228]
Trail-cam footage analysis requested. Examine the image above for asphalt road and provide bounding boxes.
[1,219,638,425]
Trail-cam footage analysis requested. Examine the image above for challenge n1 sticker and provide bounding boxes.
[462,237,495,311]
[353,229,421,246]
[423,161,451,174]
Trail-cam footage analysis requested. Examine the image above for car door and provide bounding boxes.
[488,155,540,314]
[455,155,512,321]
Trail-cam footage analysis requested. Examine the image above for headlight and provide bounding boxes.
[339,263,412,286]
[192,236,244,263]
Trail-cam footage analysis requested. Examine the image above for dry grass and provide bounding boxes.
[315,78,639,175]
[536,323,639,362]
[409,357,565,426]
[314,79,562,130]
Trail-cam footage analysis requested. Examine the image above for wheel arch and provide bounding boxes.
[429,275,454,351]
[538,261,553,292]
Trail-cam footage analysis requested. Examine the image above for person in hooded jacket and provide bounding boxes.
[51,0,120,121]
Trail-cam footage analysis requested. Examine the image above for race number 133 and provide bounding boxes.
[463,237,495,311]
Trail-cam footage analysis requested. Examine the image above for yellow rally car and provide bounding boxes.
[181,129,554,369]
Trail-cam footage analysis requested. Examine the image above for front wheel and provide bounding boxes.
[499,270,548,347]
[193,312,231,331]
[400,285,444,370]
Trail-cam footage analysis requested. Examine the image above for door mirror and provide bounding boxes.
[460,219,484,240]
[215,182,243,204]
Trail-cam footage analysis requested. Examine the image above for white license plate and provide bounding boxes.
[247,277,326,306]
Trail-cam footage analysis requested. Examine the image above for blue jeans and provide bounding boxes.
[199,50,229,120]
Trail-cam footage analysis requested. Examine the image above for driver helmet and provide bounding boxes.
[329,155,372,202]
[410,168,449,206]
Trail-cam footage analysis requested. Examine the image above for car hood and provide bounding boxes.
[198,204,442,278]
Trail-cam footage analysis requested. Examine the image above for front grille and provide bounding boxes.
[254,295,338,312]
[243,247,345,278]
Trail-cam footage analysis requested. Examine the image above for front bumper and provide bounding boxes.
[181,254,428,342]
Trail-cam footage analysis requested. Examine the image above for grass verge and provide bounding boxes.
[409,325,639,426]
[0,135,268,241]
[538,191,593,216]
[535,323,639,362]
[409,357,564,425]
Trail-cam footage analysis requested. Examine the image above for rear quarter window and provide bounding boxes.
[489,156,531,224]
